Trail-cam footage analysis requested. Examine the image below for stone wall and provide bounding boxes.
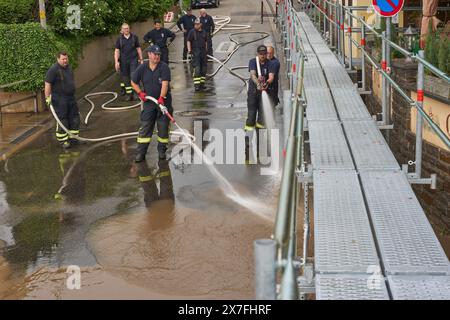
[362,60,450,235]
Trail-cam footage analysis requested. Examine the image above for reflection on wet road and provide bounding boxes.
[0,1,284,299]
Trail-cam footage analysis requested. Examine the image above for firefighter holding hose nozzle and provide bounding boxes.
[131,45,173,163]
[245,45,275,132]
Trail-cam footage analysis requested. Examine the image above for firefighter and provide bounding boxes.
[143,20,176,65]
[136,159,174,208]
[131,45,173,162]
[187,18,208,92]
[177,7,197,61]
[199,8,215,57]
[114,23,143,101]
[245,45,275,132]
[266,45,281,106]
[45,51,81,149]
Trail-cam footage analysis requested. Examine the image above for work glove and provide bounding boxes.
[45,95,52,106]
[158,96,165,106]
[138,91,147,102]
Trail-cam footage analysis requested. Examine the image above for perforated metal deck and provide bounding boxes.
[317,53,341,67]
[305,89,338,121]
[314,170,380,273]
[296,10,450,299]
[308,122,354,169]
[303,67,328,89]
[388,276,450,300]
[331,88,373,120]
[342,120,400,170]
[360,170,450,275]
[323,66,356,89]
[316,274,389,300]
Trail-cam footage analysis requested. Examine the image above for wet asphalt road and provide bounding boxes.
[0,0,286,299]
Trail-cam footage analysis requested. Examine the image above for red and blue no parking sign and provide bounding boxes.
[372,0,404,17]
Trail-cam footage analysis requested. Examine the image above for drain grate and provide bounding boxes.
[175,110,211,117]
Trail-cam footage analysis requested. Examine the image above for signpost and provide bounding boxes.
[372,0,404,17]
[372,0,404,128]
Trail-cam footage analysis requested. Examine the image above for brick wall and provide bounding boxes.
[362,61,450,236]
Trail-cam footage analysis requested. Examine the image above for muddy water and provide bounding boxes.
[0,182,278,299]
[87,207,273,299]
[0,208,274,299]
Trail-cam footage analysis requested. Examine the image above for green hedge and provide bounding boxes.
[0,23,76,92]
[0,0,35,24]
[425,23,450,76]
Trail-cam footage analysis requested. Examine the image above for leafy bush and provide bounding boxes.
[0,23,61,92]
[0,0,35,24]
[425,21,450,76]
[51,0,112,36]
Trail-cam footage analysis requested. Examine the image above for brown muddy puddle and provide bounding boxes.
[0,184,278,299]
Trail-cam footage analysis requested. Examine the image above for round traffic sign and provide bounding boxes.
[372,0,404,17]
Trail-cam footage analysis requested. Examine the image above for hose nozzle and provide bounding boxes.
[159,104,176,123]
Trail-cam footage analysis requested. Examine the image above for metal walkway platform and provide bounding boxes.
[297,12,450,300]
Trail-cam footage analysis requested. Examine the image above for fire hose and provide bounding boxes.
[49,95,195,143]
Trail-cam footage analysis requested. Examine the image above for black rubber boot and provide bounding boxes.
[158,144,167,160]
[135,153,146,163]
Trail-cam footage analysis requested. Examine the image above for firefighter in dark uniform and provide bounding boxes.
[266,45,281,106]
[245,45,275,132]
[187,18,208,92]
[199,8,215,57]
[143,20,176,65]
[114,23,143,101]
[136,159,174,208]
[177,7,197,61]
[45,51,80,149]
[131,45,173,163]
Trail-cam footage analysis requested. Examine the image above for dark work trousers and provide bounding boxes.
[136,95,173,156]
[183,32,190,60]
[161,47,169,65]
[268,80,280,105]
[52,94,80,144]
[207,33,213,57]
[120,58,138,95]
[245,87,265,131]
[192,49,207,89]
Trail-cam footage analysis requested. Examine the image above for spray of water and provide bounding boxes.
[173,122,273,221]
[261,90,275,131]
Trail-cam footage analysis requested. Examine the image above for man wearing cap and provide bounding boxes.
[245,45,275,132]
[131,45,173,162]
[114,23,143,101]
[177,7,197,61]
[187,18,209,91]
[266,45,280,106]
[143,20,176,65]
[199,8,215,57]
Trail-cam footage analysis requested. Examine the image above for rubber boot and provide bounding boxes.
[158,143,167,160]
